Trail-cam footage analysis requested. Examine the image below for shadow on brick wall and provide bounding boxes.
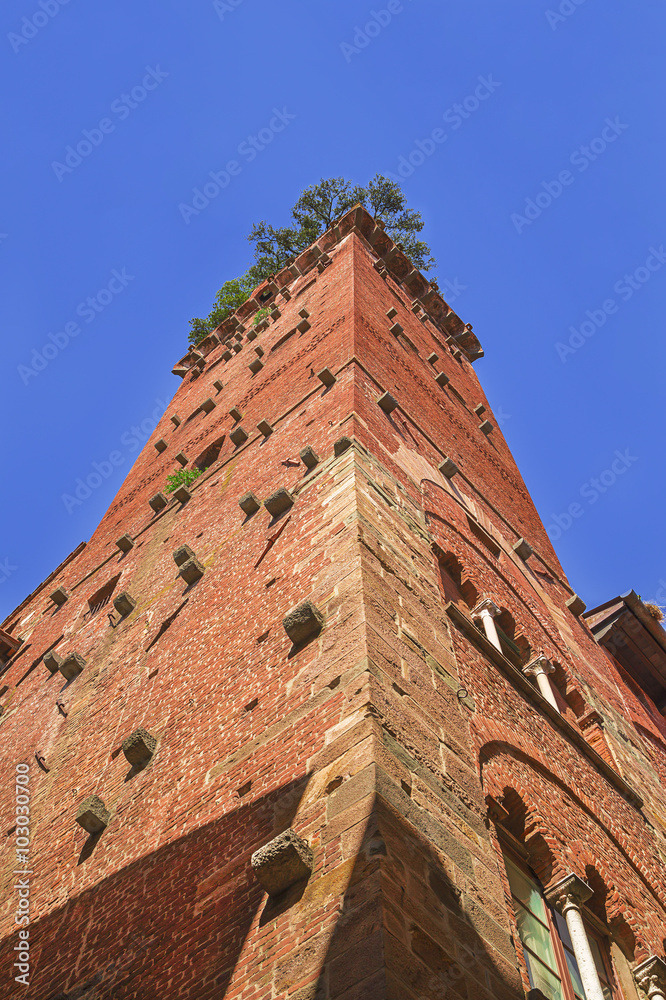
[0,777,308,999]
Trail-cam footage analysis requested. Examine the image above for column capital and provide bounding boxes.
[634,956,666,998]
[545,873,593,913]
[523,654,555,679]
[472,598,501,618]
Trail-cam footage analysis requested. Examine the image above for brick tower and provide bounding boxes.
[2,205,666,1000]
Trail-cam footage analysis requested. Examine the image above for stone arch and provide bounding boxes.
[479,740,660,960]
[572,849,642,961]
[495,783,558,888]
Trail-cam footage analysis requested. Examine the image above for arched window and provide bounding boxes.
[502,851,619,1000]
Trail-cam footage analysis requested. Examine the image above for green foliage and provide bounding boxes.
[252,307,270,326]
[187,175,436,347]
[165,467,202,493]
[187,273,256,347]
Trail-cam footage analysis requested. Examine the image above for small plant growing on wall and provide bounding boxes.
[253,307,270,326]
[165,468,202,493]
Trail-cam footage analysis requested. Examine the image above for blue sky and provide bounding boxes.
[1,0,664,620]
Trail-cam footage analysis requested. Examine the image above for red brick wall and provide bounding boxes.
[0,209,663,999]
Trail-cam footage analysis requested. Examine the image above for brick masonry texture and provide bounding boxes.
[0,206,664,999]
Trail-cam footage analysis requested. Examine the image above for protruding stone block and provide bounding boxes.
[50,586,69,607]
[427,352,438,364]
[173,485,191,503]
[317,368,336,387]
[283,600,324,645]
[257,419,273,436]
[269,306,281,319]
[246,328,257,341]
[386,307,397,320]
[435,372,450,388]
[299,308,310,319]
[254,346,264,358]
[200,397,215,413]
[43,650,63,674]
[474,403,486,416]
[513,538,533,561]
[566,594,587,617]
[264,487,294,517]
[75,795,110,835]
[300,446,320,470]
[280,287,292,301]
[251,828,314,897]
[122,728,157,767]
[116,534,134,553]
[222,349,232,361]
[297,318,311,333]
[113,592,136,617]
[239,492,261,516]
[229,407,243,421]
[377,392,398,414]
[170,414,181,427]
[60,652,86,681]
[155,438,167,453]
[334,436,352,456]
[179,558,205,585]
[439,457,459,478]
[232,342,243,353]
[479,420,493,435]
[389,322,403,336]
[149,493,168,513]
[213,380,223,392]
[249,358,264,375]
[230,426,248,447]
[173,544,195,567]
[175,452,188,467]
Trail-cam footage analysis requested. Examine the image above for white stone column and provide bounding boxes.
[634,956,666,1000]
[472,599,502,653]
[523,654,559,712]
[546,874,605,1000]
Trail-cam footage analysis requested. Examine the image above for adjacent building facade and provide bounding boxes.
[1,205,665,1000]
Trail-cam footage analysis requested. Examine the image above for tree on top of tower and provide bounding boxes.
[187,175,436,346]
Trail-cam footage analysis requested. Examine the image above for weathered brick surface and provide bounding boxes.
[0,207,664,998]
